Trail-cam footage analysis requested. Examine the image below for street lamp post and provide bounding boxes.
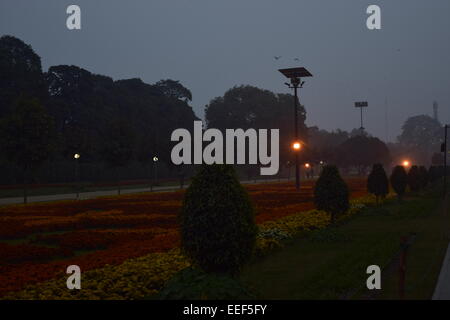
[73,153,81,199]
[355,101,369,134]
[153,156,159,190]
[279,67,313,190]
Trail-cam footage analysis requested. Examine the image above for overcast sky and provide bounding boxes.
[1,0,449,141]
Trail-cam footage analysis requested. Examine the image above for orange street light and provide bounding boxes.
[305,163,310,168]
[402,160,410,167]
[292,142,302,151]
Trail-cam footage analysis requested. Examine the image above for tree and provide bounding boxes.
[390,165,408,200]
[335,135,391,174]
[0,98,56,203]
[101,120,135,195]
[205,85,308,168]
[179,164,257,275]
[0,35,47,118]
[407,165,421,192]
[367,164,389,204]
[314,165,349,223]
[418,166,429,189]
[398,115,443,165]
[307,126,349,164]
[154,79,192,102]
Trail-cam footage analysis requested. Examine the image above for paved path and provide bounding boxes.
[433,194,450,300]
[0,178,294,205]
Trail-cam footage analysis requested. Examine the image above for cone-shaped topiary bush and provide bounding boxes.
[390,165,408,200]
[407,165,421,192]
[314,165,349,223]
[367,163,389,204]
[179,164,257,276]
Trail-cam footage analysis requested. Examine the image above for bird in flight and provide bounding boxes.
[294,57,300,61]
[274,56,282,60]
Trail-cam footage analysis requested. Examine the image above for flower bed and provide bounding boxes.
[0,178,368,298]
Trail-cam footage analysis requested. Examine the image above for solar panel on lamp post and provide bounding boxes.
[278,67,313,191]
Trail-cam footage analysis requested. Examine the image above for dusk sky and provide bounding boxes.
[1,0,449,141]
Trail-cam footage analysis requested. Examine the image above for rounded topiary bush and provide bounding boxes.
[314,165,349,223]
[407,165,421,192]
[179,164,257,275]
[367,163,389,204]
[390,165,408,200]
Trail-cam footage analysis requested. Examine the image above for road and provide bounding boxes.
[0,177,295,206]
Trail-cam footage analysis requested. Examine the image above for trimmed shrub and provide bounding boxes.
[390,165,408,200]
[179,164,257,275]
[407,165,421,192]
[367,163,389,204]
[314,165,349,223]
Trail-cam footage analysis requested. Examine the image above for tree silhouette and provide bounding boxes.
[335,135,391,174]
[390,165,408,200]
[314,165,349,223]
[101,120,135,195]
[407,165,421,192]
[367,163,389,204]
[0,97,56,203]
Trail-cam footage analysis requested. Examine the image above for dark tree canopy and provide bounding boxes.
[0,36,200,184]
[398,115,443,165]
[154,79,192,102]
[101,120,135,168]
[0,97,56,172]
[335,135,391,172]
[0,35,47,117]
[205,85,308,165]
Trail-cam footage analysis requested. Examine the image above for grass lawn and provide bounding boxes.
[241,188,450,300]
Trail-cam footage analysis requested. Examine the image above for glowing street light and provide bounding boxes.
[152,156,159,190]
[292,142,302,151]
[279,67,313,191]
[304,163,310,168]
[402,160,410,168]
[73,153,81,199]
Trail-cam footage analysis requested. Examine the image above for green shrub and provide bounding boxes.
[157,267,255,300]
[313,165,349,223]
[407,165,421,192]
[367,163,389,203]
[390,165,408,200]
[179,164,257,275]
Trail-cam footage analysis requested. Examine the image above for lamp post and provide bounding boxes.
[279,67,313,190]
[355,101,369,134]
[73,153,81,199]
[153,156,159,189]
